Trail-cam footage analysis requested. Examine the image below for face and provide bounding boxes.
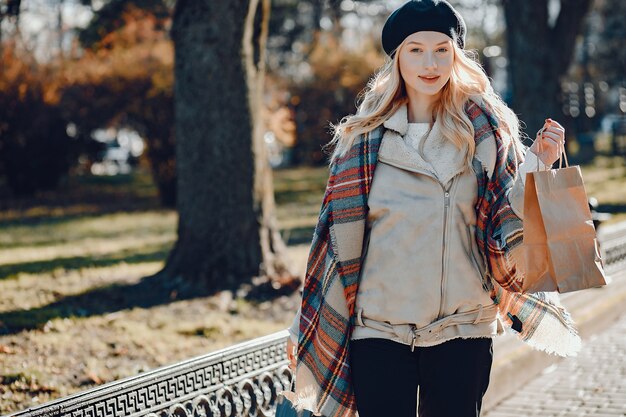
[398,31,454,101]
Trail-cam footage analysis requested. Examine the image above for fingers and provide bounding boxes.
[545,118,564,130]
[540,137,562,156]
[543,127,564,142]
[532,119,566,166]
[542,130,564,145]
[534,131,560,151]
[542,118,565,142]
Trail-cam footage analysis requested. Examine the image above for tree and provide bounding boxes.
[161,0,293,294]
[502,0,593,136]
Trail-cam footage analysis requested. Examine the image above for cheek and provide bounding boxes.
[399,61,407,78]
[439,58,454,76]
[399,60,415,82]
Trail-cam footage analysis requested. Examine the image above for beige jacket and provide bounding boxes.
[288,104,545,347]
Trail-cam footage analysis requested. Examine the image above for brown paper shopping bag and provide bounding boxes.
[522,144,607,293]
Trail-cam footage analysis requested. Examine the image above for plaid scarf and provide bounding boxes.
[293,99,581,417]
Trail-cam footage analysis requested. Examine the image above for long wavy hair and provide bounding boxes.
[326,36,524,165]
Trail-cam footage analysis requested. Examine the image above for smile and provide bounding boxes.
[419,76,440,84]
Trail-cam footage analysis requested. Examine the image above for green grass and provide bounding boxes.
[0,211,175,249]
[0,165,328,276]
[0,165,327,340]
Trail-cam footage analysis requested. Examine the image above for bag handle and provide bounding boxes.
[535,126,569,171]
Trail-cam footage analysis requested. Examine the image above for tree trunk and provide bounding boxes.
[502,0,592,139]
[162,0,293,295]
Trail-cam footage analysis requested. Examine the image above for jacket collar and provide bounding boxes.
[383,97,491,136]
[380,98,495,180]
[383,103,409,136]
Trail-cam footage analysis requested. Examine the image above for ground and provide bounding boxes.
[0,152,624,414]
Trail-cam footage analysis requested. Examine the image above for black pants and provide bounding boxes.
[350,337,493,417]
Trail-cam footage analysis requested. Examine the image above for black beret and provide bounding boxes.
[381,0,466,56]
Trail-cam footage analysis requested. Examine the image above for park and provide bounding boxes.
[1,1,626,416]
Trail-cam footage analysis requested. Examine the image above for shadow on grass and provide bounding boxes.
[0,274,184,335]
[0,170,162,228]
[0,265,300,335]
[0,206,165,230]
[0,244,173,280]
[0,246,303,336]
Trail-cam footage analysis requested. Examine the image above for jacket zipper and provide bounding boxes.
[379,154,469,347]
[436,178,457,320]
[382,155,460,322]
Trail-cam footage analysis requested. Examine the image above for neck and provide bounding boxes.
[406,90,440,123]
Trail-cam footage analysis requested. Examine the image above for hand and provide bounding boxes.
[528,118,565,166]
[286,338,297,370]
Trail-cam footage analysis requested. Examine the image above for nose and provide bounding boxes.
[424,51,437,69]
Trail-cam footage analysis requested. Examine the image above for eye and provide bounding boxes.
[437,47,449,53]
[410,48,422,53]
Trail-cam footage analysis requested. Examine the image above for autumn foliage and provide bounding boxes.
[0,6,176,204]
[0,44,75,196]
[0,2,386,199]
[288,34,383,165]
[61,6,176,206]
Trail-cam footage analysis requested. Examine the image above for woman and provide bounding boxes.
[285,1,579,416]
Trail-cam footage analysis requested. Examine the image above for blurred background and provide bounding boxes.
[0,0,624,413]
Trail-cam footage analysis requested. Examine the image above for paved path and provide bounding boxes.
[483,312,626,417]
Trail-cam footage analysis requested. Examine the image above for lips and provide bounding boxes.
[419,75,440,84]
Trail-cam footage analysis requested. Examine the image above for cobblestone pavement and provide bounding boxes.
[483,312,626,417]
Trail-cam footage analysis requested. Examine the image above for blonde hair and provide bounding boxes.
[326,37,524,165]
